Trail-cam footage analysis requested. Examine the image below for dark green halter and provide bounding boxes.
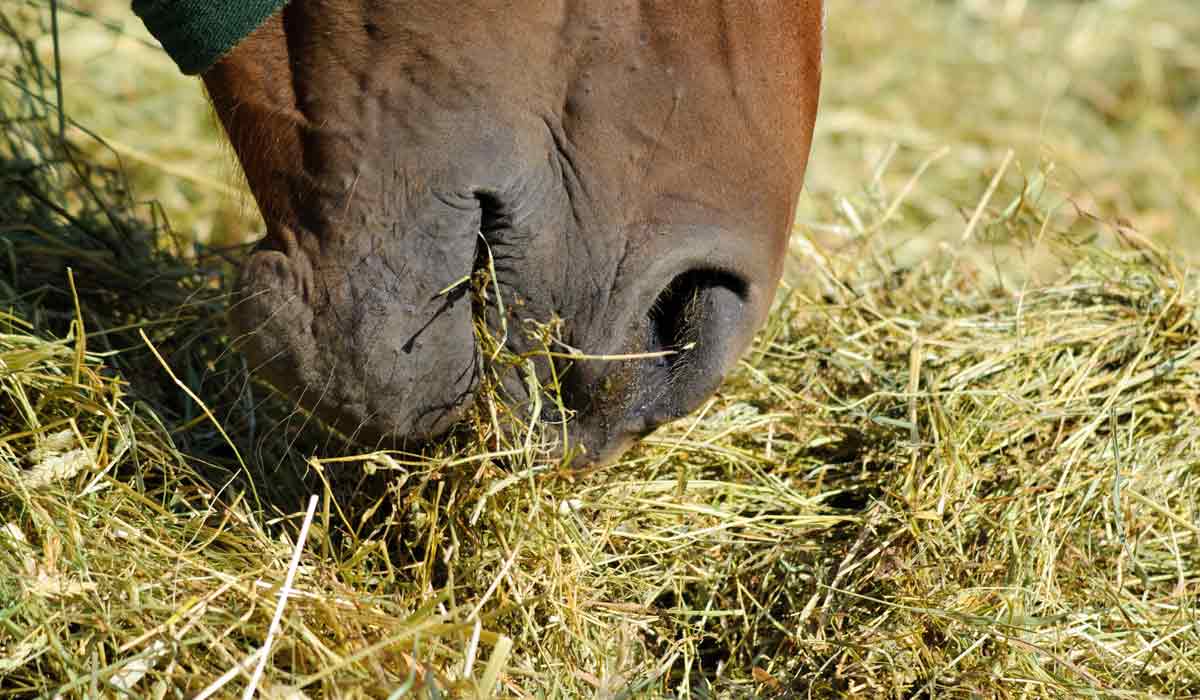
[132,0,291,75]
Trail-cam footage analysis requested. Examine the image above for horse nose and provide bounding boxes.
[636,269,749,429]
[558,268,753,465]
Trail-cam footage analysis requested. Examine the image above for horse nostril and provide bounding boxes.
[647,269,747,371]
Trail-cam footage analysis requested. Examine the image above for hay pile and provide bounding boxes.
[3,1,1199,698]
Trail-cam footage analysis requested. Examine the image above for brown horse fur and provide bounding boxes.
[202,1,823,464]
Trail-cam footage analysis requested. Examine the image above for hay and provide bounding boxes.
[2,1,1199,697]
[800,0,1200,279]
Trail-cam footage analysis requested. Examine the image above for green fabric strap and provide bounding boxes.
[132,0,291,75]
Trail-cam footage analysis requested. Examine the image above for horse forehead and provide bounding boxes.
[213,4,820,134]
[203,2,822,184]
[282,1,819,73]
[306,1,824,143]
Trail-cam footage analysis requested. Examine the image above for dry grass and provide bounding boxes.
[2,1,1199,698]
[799,0,1200,280]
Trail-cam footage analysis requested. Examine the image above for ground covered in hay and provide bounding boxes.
[3,1,1199,698]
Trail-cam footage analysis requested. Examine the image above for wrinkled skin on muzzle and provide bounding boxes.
[204,1,823,464]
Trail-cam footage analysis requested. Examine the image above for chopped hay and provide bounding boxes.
[2,1,1199,698]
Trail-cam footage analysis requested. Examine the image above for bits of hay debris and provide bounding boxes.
[21,429,92,489]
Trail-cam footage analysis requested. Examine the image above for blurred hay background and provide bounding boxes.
[2,0,1199,697]
[801,0,1200,274]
